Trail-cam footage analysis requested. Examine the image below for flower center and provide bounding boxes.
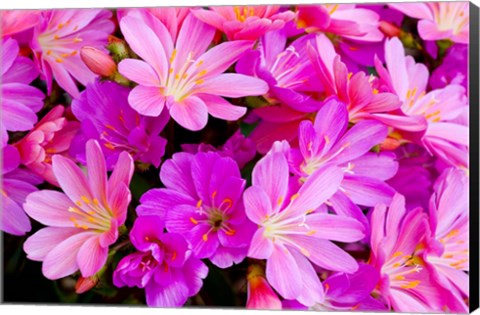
[68,195,112,232]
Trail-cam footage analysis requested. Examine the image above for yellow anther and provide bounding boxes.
[202,234,208,241]
[347,72,353,80]
[392,251,403,258]
[290,194,299,201]
[53,35,60,40]
[372,88,379,94]
[93,198,100,206]
[324,135,330,144]
[170,49,177,63]
[400,280,420,289]
[55,58,64,63]
[447,229,459,238]
[300,247,310,257]
[212,191,217,199]
[225,229,236,236]
[195,79,204,85]
[196,60,204,67]
[58,23,64,29]
[81,196,91,204]
[46,50,52,55]
[198,69,207,76]
[190,217,198,225]
[394,275,405,281]
[196,199,203,208]
[75,200,82,207]
[277,197,284,206]
[104,142,116,150]
[306,230,317,236]
[305,209,314,214]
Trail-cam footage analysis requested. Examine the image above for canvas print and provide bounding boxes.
[0,2,476,313]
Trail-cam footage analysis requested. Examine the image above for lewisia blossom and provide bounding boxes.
[113,216,208,307]
[71,80,168,169]
[289,99,396,226]
[31,9,114,97]
[246,264,282,310]
[0,10,40,37]
[244,147,365,305]
[1,145,41,236]
[425,168,469,312]
[192,6,295,40]
[23,140,134,279]
[236,29,321,112]
[376,37,468,167]
[297,4,384,42]
[15,105,80,186]
[118,12,268,131]
[137,152,255,268]
[369,193,463,312]
[1,37,44,146]
[311,264,386,311]
[389,2,469,43]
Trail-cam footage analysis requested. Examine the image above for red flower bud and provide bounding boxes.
[75,275,99,294]
[80,46,117,77]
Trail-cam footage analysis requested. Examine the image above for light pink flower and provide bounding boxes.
[15,105,80,186]
[425,168,469,312]
[31,9,114,98]
[192,6,295,40]
[245,147,364,305]
[23,140,134,280]
[389,2,469,43]
[118,12,268,131]
[375,37,468,167]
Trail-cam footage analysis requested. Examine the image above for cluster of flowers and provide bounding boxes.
[1,2,470,312]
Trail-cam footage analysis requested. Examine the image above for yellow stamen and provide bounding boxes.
[392,251,403,258]
[202,234,208,241]
[225,229,236,236]
[198,69,208,76]
[170,49,177,63]
[394,275,405,281]
[81,196,91,204]
[400,280,420,289]
[290,193,299,201]
[306,230,317,236]
[324,135,330,144]
[53,35,60,40]
[300,247,310,257]
[196,199,203,208]
[277,197,284,206]
[55,58,64,63]
[372,88,379,94]
[195,79,204,85]
[93,198,100,206]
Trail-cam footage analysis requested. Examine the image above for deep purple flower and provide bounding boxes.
[137,152,255,268]
[113,216,208,307]
[1,37,44,146]
[71,80,168,169]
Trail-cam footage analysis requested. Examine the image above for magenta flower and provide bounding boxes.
[430,44,468,91]
[297,4,384,42]
[71,80,168,169]
[113,216,208,307]
[375,37,468,167]
[1,145,41,236]
[118,13,268,131]
[23,140,134,280]
[14,105,80,186]
[369,193,460,312]
[181,130,256,168]
[311,264,386,311]
[236,30,322,112]
[31,9,114,98]
[1,37,44,146]
[1,10,40,37]
[192,6,295,40]
[425,168,469,312]
[389,2,469,43]
[244,148,364,305]
[289,98,397,226]
[137,152,255,268]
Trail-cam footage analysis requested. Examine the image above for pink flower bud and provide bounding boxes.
[80,46,117,77]
[246,265,282,310]
[379,21,401,38]
[75,275,99,294]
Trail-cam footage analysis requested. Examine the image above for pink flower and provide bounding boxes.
[1,145,41,236]
[192,6,295,40]
[15,105,80,186]
[244,147,364,305]
[307,34,408,129]
[1,10,41,37]
[31,9,114,98]
[23,140,134,280]
[375,37,468,167]
[297,4,384,42]
[1,37,44,146]
[118,12,268,131]
[246,264,282,310]
[425,168,469,312]
[369,193,462,312]
[389,2,469,43]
